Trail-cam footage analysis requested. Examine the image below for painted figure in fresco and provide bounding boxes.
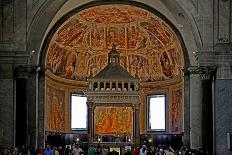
[138,60,150,81]
[46,5,183,83]
[118,27,126,48]
[135,32,147,49]
[110,108,118,132]
[95,107,133,134]
[102,113,112,133]
[91,27,105,48]
[64,52,76,78]
[51,50,66,75]
[89,64,98,77]
[130,56,139,77]
[108,31,117,47]
[160,51,173,78]
[147,51,161,81]
[96,33,104,47]
[75,60,86,80]
[169,48,182,76]
[99,56,107,69]
[91,32,98,47]
[171,90,182,132]
[50,96,63,132]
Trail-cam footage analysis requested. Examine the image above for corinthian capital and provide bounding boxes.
[188,66,217,80]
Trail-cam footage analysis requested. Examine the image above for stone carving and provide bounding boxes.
[188,66,217,80]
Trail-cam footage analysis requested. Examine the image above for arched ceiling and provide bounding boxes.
[46,4,184,82]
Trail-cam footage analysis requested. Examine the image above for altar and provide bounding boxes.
[85,45,141,147]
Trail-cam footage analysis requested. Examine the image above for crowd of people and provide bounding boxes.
[0,144,207,155]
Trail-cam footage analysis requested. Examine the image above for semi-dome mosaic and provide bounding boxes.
[46,4,184,82]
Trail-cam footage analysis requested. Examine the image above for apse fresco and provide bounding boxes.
[170,89,183,133]
[46,85,65,132]
[46,5,184,82]
[94,106,133,135]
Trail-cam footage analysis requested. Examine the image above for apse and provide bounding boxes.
[44,4,184,136]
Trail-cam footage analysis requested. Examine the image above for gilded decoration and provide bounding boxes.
[46,5,184,82]
[94,106,133,135]
[46,85,65,132]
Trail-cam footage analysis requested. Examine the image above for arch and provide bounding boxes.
[26,0,200,147]
[38,0,192,68]
[26,0,201,69]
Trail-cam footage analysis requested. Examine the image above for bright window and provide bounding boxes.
[71,94,87,130]
[148,94,166,131]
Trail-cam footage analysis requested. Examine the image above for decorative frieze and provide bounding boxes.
[86,93,140,104]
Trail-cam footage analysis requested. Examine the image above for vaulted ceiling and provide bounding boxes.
[46,4,184,82]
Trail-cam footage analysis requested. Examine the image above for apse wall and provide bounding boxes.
[43,3,185,135]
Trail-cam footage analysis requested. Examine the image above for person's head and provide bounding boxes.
[142,145,146,149]
[47,145,51,150]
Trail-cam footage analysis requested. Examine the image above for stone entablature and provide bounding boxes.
[86,91,140,104]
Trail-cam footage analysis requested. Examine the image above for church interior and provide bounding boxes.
[0,0,232,155]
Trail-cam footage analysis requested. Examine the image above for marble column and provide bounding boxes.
[87,101,94,143]
[27,66,38,148]
[133,104,140,147]
[14,66,30,147]
[182,68,190,147]
[37,67,45,148]
[188,68,202,148]
[201,67,216,155]
[189,66,216,154]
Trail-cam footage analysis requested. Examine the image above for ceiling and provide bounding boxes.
[46,4,184,82]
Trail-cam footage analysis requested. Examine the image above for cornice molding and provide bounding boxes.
[195,50,232,66]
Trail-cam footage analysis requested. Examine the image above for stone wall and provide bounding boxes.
[215,80,232,155]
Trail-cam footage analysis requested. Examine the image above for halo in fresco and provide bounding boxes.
[46,4,184,82]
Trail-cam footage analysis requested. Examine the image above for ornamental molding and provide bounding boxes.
[85,92,140,104]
